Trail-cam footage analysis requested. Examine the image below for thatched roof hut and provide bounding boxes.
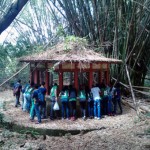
[20,41,122,64]
[20,40,122,93]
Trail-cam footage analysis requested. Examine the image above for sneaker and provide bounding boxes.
[71,117,75,121]
[35,121,41,124]
[82,116,86,121]
[94,117,97,119]
[29,118,34,122]
[97,117,100,120]
[41,116,46,119]
[61,117,64,120]
[50,117,54,121]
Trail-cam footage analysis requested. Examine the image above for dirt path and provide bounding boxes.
[0,90,150,150]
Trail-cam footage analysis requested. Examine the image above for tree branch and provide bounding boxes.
[0,0,29,34]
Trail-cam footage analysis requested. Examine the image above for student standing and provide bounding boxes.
[113,82,123,115]
[38,81,47,119]
[30,84,41,124]
[69,85,77,121]
[101,83,108,115]
[108,82,115,115]
[22,81,30,110]
[23,82,34,112]
[91,84,101,120]
[13,79,22,107]
[59,86,69,120]
[78,86,87,120]
[87,89,94,119]
[49,83,58,120]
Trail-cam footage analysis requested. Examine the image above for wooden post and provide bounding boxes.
[45,63,49,95]
[107,63,110,85]
[89,63,93,88]
[99,63,102,84]
[34,63,38,84]
[59,64,63,91]
[29,63,32,82]
[106,63,109,85]
[74,63,78,90]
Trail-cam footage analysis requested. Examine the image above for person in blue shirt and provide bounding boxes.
[30,84,41,124]
[38,81,47,119]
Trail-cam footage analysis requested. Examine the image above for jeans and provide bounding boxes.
[61,101,69,118]
[26,94,31,112]
[30,100,35,118]
[80,101,86,117]
[23,93,31,112]
[50,101,55,119]
[15,94,20,106]
[22,93,25,109]
[88,100,94,117]
[69,101,76,117]
[103,96,108,115]
[108,96,113,114]
[31,103,41,123]
[113,97,122,114]
[94,99,101,118]
[39,101,46,118]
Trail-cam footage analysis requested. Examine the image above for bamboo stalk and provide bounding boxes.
[125,64,140,116]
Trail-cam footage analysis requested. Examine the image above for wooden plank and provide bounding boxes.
[59,64,63,91]
[45,63,50,95]
[89,63,93,88]
[74,63,78,90]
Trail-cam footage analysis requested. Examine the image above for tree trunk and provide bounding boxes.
[0,0,29,34]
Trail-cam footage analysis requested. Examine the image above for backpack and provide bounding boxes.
[13,84,19,96]
[38,89,44,102]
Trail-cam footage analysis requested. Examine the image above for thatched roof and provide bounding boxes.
[20,41,122,64]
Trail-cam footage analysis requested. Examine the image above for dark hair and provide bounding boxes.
[31,81,34,87]
[79,85,84,91]
[41,81,45,86]
[54,83,57,86]
[18,79,21,83]
[34,84,39,89]
[62,86,68,92]
[115,82,120,88]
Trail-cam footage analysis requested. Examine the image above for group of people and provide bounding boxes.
[13,79,123,124]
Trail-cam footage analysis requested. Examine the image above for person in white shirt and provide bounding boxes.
[91,83,101,119]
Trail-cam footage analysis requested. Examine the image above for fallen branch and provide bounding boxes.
[125,65,140,116]
[0,63,30,87]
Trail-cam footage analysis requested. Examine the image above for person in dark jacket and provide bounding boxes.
[13,79,22,107]
[69,85,77,121]
[113,82,122,115]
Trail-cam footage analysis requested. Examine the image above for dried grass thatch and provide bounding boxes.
[20,40,122,64]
